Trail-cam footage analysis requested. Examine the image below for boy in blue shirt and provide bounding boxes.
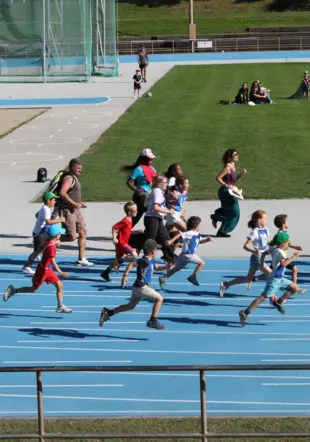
[159,216,211,288]
[99,239,170,330]
[239,232,306,325]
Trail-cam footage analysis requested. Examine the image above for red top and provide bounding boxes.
[39,240,56,270]
[113,217,132,246]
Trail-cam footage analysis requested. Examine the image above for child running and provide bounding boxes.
[271,214,302,284]
[219,210,271,297]
[4,224,72,313]
[165,175,189,232]
[159,216,211,288]
[99,239,169,330]
[239,232,306,325]
[101,202,138,282]
[22,191,65,275]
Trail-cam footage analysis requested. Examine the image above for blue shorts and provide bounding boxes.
[263,277,294,298]
[250,253,261,271]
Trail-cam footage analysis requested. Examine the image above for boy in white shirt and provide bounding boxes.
[22,192,65,274]
[159,216,211,288]
[239,231,306,325]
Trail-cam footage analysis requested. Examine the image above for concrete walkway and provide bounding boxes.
[0,55,308,259]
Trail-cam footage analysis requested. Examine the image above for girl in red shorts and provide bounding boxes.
[3,224,72,313]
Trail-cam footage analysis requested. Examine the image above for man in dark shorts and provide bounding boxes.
[137,46,149,83]
[59,158,93,267]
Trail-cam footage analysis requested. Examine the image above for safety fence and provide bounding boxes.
[1,364,310,441]
[117,35,310,54]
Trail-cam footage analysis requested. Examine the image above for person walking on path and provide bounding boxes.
[137,46,149,83]
[121,149,157,227]
[59,158,93,267]
[210,148,247,238]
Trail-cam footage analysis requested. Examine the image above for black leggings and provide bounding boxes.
[144,216,174,263]
[132,191,146,227]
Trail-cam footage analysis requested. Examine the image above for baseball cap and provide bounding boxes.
[43,191,59,202]
[143,239,161,253]
[270,231,290,247]
[48,223,66,237]
[140,148,156,159]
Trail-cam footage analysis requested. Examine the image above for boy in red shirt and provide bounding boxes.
[3,224,72,313]
[101,201,139,282]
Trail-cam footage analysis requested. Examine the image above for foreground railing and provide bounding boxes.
[0,364,310,441]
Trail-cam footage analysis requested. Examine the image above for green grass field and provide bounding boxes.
[80,62,310,202]
[118,0,310,36]
[2,416,310,441]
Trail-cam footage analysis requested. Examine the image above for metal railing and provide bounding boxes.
[117,35,310,54]
[1,364,310,441]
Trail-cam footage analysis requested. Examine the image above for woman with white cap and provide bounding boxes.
[121,148,157,227]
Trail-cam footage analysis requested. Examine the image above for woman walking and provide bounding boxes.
[210,148,247,238]
[121,148,157,227]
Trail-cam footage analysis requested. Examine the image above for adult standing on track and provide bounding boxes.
[121,149,157,227]
[210,148,247,238]
[59,158,93,266]
[137,45,149,83]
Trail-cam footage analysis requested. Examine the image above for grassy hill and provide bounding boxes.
[118,0,310,36]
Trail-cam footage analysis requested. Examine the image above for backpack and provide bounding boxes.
[48,170,75,196]
[36,167,47,183]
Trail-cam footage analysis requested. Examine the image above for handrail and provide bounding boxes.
[1,364,310,441]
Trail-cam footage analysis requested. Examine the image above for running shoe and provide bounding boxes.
[297,288,307,295]
[22,266,35,275]
[246,281,252,291]
[56,304,72,313]
[100,268,112,282]
[273,299,285,314]
[159,276,167,290]
[188,274,199,286]
[77,257,94,267]
[99,307,110,327]
[3,285,16,302]
[219,281,227,298]
[239,310,248,326]
[147,318,165,330]
[210,214,217,229]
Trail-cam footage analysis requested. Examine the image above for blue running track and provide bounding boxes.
[0,254,310,418]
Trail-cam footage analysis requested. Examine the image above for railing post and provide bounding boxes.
[199,369,207,442]
[36,371,45,442]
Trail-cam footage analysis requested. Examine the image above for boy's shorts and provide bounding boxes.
[166,211,182,226]
[33,233,48,251]
[131,285,161,302]
[263,277,294,298]
[115,243,134,259]
[32,266,60,289]
[175,253,202,269]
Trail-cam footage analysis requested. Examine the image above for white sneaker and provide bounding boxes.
[3,285,16,302]
[56,304,72,313]
[22,266,35,275]
[77,257,94,267]
[219,281,227,298]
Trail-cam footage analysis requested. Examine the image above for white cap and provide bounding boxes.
[140,148,156,159]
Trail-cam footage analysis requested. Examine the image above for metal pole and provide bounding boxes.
[96,0,99,68]
[188,0,195,53]
[199,370,207,442]
[42,0,47,82]
[36,371,45,442]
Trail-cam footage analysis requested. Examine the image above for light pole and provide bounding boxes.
[188,0,196,53]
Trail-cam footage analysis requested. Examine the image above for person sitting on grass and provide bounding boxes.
[238,232,306,326]
[4,224,72,313]
[99,239,170,330]
[159,216,211,289]
[234,82,249,104]
[249,81,268,104]
[100,201,139,282]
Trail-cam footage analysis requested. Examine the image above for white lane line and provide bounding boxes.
[77,373,310,380]
[3,360,132,364]
[18,340,140,343]
[0,394,200,403]
[262,383,310,386]
[262,359,310,362]
[3,346,310,356]
[40,305,149,308]
[261,320,310,323]
[0,384,123,388]
[262,338,310,341]
[0,323,144,328]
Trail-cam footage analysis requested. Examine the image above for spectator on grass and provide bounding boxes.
[59,158,93,267]
[137,46,149,83]
[210,149,247,238]
[121,149,157,227]
[257,80,274,104]
[234,82,249,104]
[249,81,268,105]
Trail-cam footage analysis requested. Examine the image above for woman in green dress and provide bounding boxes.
[210,149,247,238]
